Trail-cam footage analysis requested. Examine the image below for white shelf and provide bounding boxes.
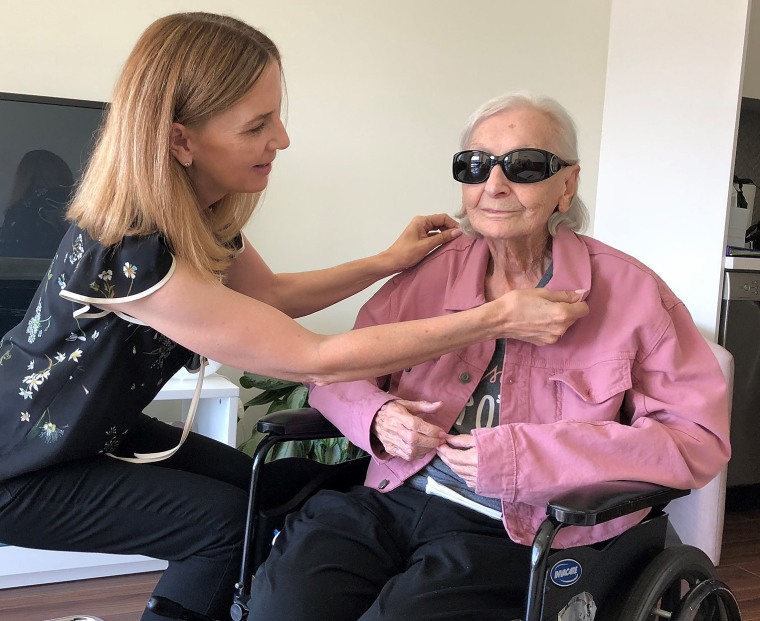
[154,373,240,401]
[724,255,760,271]
[0,373,241,589]
[152,373,240,447]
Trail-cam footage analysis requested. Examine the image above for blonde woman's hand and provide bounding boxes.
[381,214,462,273]
[497,288,589,346]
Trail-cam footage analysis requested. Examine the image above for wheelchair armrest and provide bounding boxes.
[546,481,690,527]
[255,407,341,439]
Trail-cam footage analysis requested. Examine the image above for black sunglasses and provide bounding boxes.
[452,148,571,185]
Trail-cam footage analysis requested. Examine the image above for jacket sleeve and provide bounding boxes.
[308,278,402,457]
[473,302,731,506]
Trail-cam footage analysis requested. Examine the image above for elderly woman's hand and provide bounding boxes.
[370,399,447,461]
[381,214,462,273]
[437,434,478,489]
[499,288,589,345]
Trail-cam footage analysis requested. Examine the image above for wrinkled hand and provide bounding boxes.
[371,399,447,461]
[382,214,462,272]
[437,434,479,489]
[498,288,589,346]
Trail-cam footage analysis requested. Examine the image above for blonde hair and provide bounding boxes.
[455,91,589,237]
[67,12,281,277]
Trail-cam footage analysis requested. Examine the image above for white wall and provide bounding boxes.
[595,0,750,336]
[744,0,760,98]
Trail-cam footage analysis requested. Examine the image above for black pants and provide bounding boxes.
[0,414,252,621]
[249,485,531,621]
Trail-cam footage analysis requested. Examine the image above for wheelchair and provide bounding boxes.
[148,407,742,621]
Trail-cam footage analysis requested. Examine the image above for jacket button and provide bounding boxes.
[378,479,389,490]
[459,372,471,383]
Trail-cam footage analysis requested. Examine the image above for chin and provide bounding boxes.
[235,181,269,195]
[471,219,518,239]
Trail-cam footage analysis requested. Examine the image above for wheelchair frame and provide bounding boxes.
[148,407,742,621]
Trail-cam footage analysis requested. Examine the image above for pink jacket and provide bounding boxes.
[309,227,730,548]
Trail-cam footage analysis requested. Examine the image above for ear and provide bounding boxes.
[557,164,580,213]
[169,123,193,166]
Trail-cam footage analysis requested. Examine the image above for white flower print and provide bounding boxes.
[41,422,64,443]
[20,412,30,422]
[103,426,125,453]
[99,270,113,281]
[147,333,177,370]
[27,361,34,370]
[23,373,44,391]
[25,299,50,344]
[68,234,84,264]
[16,355,65,403]
[123,262,137,279]
[57,275,66,289]
[92,330,100,340]
[69,349,83,362]
[66,332,86,342]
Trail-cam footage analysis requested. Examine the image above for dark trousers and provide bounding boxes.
[0,414,252,621]
[249,485,531,621]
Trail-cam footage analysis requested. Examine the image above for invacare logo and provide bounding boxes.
[550,559,582,587]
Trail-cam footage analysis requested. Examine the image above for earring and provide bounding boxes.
[184,162,191,167]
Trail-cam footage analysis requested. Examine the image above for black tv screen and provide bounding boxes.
[0,92,106,334]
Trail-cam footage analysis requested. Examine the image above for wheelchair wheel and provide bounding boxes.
[610,545,728,621]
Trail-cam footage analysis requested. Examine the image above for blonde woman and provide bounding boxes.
[0,13,587,620]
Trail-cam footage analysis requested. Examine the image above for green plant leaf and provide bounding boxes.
[239,372,299,391]
[243,387,298,409]
[267,399,294,414]
[286,385,309,409]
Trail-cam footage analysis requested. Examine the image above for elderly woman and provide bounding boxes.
[249,93,731,621]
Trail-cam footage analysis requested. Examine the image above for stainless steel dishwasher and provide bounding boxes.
[719,268,760,496]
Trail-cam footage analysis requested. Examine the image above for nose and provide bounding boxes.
[271,117,290,151]
[483,162,512,196]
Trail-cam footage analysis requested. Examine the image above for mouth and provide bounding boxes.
[253,162,272,174]
[479,208,521,216]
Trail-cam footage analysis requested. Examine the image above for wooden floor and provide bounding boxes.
[718,508,760,620]
[0,571,161,621]
[1,509,760,621]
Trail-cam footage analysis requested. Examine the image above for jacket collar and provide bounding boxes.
[546,226,592,300]
[442,226,592,312]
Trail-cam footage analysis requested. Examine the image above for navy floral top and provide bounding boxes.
[0,225,203,481]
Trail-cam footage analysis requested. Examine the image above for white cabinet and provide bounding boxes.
[0,373,240,589]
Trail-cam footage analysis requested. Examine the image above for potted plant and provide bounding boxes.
[237,373,366,465]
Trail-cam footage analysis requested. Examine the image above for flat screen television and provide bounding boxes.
[0,92,107,335]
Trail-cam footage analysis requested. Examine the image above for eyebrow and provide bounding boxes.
[242,112,271,128]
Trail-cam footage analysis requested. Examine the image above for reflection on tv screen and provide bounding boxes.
[0,94,106,262]
[0,93,106,335]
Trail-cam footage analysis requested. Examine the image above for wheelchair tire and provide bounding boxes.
[609,545,719,621]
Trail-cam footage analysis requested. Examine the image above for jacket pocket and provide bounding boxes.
[549,358,633,422]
